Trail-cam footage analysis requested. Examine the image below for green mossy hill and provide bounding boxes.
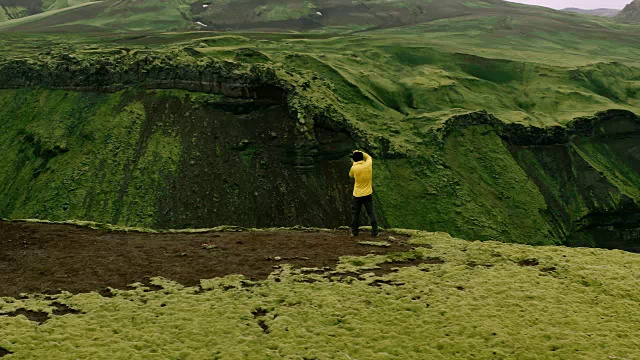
[0,40,639,248]
[562,8,620,17]
[0,0,94,23]
[0,0,192,31]
[189,0,547,31]
[617,0,640,22]
[1,230,640,358]
[2,0,532,31]
[376,110,640,249]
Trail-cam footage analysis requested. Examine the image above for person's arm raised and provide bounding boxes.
[362,152,372,164]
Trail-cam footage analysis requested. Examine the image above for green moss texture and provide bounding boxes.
[0,89,182,228]
[1,230,639,359]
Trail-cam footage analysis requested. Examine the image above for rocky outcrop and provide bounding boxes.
[616,0,640,22]
[439,109,640,146]
[0,53,280,98]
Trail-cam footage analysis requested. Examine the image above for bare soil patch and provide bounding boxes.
[0,346,12,357]
[518,258,540,267]
[0,221,410,297]
[368,257,444,276]
[2,309,49,325]
[51,302,83,316]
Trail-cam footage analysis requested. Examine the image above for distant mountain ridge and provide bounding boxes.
[562,7,620,17]
[0,0,624,33]
[617,0,640,22]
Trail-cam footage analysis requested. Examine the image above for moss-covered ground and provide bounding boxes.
[1,229,639,359]
[0,89,182,228]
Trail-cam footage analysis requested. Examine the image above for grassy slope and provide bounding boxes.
[0,0,95,23]
[373,126,556,245]
[70,0,195,32]
[42,0,98,11]
[3,0,497,31]
[0,0,195,32]
[1,229,639,359]
[0,1,102,29]
[562,8,620,17]
[0,89,182,228]
[2,1,639,128]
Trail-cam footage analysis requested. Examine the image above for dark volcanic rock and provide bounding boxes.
[616,0,640,22]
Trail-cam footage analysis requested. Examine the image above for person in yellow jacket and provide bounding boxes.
[349,150,378,237]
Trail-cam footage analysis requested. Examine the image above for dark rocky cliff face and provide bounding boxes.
[148,93,357,229]
[0,54,376,230]
[505,111,640,251]
[0,88,361,229]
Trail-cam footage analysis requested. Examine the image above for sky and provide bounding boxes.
[509,0,630,9]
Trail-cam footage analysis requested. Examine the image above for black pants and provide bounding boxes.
[351,195,378,236]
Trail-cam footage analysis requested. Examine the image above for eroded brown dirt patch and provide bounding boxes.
[51,302,82,316]
[518,258,540,267]
[0,221,410,297]
[368,257,444,276]
[1,309,49,325]
[0,346,13,357]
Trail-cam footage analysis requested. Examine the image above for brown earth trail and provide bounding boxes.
[0,221,410,298]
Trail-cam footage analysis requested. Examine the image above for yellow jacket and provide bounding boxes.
[349,152,373,197]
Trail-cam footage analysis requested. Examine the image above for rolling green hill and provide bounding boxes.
[562,8,620,17]
[0,0,639,250]
[0,0,194,32]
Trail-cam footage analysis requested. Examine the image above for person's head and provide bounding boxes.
[351,151,364,162]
